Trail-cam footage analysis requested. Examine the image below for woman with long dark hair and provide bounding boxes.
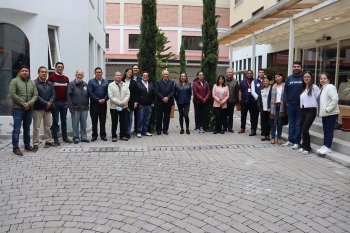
[268,72,287,145]
[257,77,271,141]
[212,75,229,134]
[175,73,192,134]
[193,71,210,133]
[298,71,320,154]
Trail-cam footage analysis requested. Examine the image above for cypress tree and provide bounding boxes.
[137,0,158,131]
[179,41,186,74]
[201,0,219,130]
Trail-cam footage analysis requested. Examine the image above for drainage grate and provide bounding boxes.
[58,143,275,153]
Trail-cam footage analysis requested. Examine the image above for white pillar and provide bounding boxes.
[229,44,233,68]
[252,34,256,74]
[288,17,295,75]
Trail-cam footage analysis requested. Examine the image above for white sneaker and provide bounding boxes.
[291,144,300,150]
[317,145,325,153]
[319,146,331,155]
[282,141,293,147]
[144,132,152,136]
[298,148,304,153]
[200,127,205,133]
[302,150,310,155]
[137,133,141,138]
[196,129,200,133]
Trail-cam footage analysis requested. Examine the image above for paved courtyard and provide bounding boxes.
[0,109,350,233]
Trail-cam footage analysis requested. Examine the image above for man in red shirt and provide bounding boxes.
[48,62,73,145]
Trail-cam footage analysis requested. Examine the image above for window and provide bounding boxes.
[252,7,264,17]
[235,0,242,5]
[248,58,251,69]
[97,0,101,20]
[182,36,202,51]
[0,23,30,116]
[48,27,61,71]
[106,34,109,49]
[129,34,140,49]
[231,20,243,28]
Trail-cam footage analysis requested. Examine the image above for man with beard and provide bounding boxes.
[238,70,258,136]
[283,61,303,149]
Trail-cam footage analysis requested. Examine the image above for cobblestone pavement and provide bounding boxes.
[0,109,350,233]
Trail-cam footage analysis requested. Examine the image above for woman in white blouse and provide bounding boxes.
[317,72,340,155]
[298,71,320,154]
[257,77,271,141]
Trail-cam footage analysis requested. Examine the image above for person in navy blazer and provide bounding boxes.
[155,70,175,135]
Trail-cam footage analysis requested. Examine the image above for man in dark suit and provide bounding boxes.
[155,70,175,135]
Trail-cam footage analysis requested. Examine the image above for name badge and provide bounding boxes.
[257,84,260,87]
[248,88,251,93]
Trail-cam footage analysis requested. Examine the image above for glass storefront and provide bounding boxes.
[267,50,290,78]
[0,23,30,116]
[338,38,350,106]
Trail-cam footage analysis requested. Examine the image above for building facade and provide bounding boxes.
[0,0,106,137]
[106,0,231,82]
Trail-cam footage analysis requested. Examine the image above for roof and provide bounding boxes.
[106,54,229,61]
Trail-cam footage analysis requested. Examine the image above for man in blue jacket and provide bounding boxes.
[87,67,109,142]
[283,61,303,149]
[155,70,175,135]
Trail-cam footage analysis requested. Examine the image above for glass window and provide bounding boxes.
[0,23,30,116]
[182,36,202,51]
[129,34,140,49]
[243,59,246,70]
[248,58,251,69]
[48,28,60,70]
[106,34,109,49]
[338,38,350,106]
[302,48,317,80]
[267,50,289,76]
[316,43,337,85]
[235,0,242,5]
[252,7,264,17]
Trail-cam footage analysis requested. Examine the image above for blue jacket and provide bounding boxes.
[87,78,109,104]
[283,74,303,105]
[239,79,255,103]
[132,75,142,83]
[155,79,175,105]
[175,83,192,105]
[33,78,56,112]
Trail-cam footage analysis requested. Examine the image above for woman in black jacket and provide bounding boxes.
[175,73,192,134]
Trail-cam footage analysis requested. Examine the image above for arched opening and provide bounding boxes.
[0,23,30,116]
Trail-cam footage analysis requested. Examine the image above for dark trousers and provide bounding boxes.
[240,101,258,130]
[260,111,271,137]
[90,101,107,138]
[300,108,317,151]
[214,107,227,131]
[156,101,172,132]
[287,104,302,144]
[12,109,33,149]
[133,108,138,132]
[322,114,338,149]
[177,103,190,129]
[194,103,205,129]
[226,102,235,130]
[110,108,127,138]
[51,101,67,140]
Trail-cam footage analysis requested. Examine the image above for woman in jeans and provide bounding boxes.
[299,71,320,154]
[175,73,192,134]
[317,72,340,155]
[212,75,229,134]
[193,71,210,133]
[268,72,287,145]
[257,77,271,141]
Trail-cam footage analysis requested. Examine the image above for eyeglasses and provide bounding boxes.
[303,76,311,79]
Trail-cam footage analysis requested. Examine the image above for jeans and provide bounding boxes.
[287,104,301,144]
[322,114,338,149]
[71,110,88,142]
[194,103,205,129]
[260,111,271,137]
[137,106,152,134]
[240,101,258,130]
[126,109,133,134]
[110,108,127,138]
[90,101,107,138]
[271,104,283,139]
[213,107,227,131]
[226,102,235,130]
[177,103,190,129]
[51,101,68,140]
[12,109,33,149]
[156,101,172,132]
[300,108,317,151]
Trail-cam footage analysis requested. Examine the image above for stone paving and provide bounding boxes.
[0,108,350,233]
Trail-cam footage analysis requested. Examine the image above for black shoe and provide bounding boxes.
[74,141,79,144]
[12,148,23,156]
[220,130,225,134]
[91,136,97,142]
[180,129,184,134]
[223,128,227,132]
[157,131,162,135]
[213,131,218,134]
[54,139,61,146]
[63,138,73,143]
[24,145,34,152]
[80,139,90,143]
[126,134,130,139]
[101,137,107,141]
[249,131,256,136]
[186,129,190,135]
[228,129,234,133]
[163,131,169,135]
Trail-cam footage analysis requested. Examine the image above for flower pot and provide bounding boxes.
[341,116,350,132]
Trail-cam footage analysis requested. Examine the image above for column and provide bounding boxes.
[288,17,295,75]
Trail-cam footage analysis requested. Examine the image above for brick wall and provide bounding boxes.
[182,6,203,27]
[216,8,230,28]
[157,5,178,26]
[106,3,120,24]
[124,3,142,25]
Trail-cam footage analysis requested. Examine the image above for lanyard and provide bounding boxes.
[246,80,252,87]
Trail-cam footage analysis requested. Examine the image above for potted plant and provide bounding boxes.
[341,78,350,132]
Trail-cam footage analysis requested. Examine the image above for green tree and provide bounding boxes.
[137,0,158,131]
[201,0,219,130]
[179,41,186,74]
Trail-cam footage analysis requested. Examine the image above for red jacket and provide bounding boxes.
[193,80,210,104]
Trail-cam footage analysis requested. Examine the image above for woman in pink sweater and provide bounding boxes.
[212,75,229,134]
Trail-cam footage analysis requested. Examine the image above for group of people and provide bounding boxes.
[10,61,339,157]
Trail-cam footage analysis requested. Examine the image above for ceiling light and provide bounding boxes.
[335,17,341,20]
[278,34,282,36]
[324,17,332,20]
[314,18,321,22]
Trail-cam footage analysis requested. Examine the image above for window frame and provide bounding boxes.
[182,36,203,51]
[48,26,61,70]
[106,33,109,50]
[128,34,140,50]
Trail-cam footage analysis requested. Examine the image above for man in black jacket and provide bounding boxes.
[32,66,57,152]
[155,70,175,135]
[136,71,155,138]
